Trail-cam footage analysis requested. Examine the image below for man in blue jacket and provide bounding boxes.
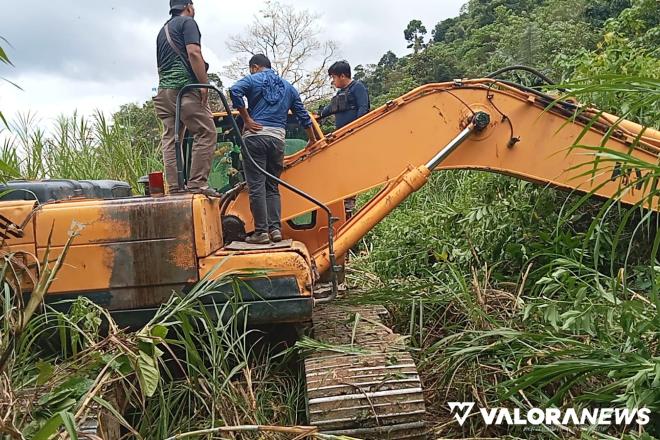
[319,61,370,130]
[320,60,370,218]
[230,54,316,244]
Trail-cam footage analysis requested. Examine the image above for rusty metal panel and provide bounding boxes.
[35,195,195,247]
[34,196,198,295]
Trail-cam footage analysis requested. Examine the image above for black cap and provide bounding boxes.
[170,0,192,12]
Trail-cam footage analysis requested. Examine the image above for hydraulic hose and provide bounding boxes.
[486,65,568,93]
[487,65,557,86]
[174,84,340,301]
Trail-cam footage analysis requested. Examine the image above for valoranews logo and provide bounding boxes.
[448,402,651,427]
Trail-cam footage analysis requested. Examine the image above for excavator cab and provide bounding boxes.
[179,111,322,194]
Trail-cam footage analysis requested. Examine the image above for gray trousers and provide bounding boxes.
[242,135,285,234]
[154,88,216,191]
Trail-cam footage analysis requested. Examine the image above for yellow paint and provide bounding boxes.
[192,196,223,257]
[200,241,313,297]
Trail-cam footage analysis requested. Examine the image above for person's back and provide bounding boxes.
[156,15,199,90]
[229,54,317,244]
[235,69,302,130]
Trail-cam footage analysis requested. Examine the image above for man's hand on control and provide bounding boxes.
[200,88,209,105]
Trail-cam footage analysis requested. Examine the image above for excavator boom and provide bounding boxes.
[223,79,659,272]
[2,78,658,317]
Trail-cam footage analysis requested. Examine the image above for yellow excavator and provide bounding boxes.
[2,69,659,438]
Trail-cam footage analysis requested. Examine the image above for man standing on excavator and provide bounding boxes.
[230,54,316,245]
[319,61,371,217]
[154,0,218,196]
[319,61,370,130]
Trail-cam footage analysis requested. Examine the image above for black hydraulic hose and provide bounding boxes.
[487,65,568,93]
[485,79,615,132]
[487,65,556,85]
[174,84,340,301]
[483,79,577,112]
[220,182,245,216]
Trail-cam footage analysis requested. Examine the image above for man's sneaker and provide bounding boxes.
[245,232,270,244]
[190,187,222,198]
[269,229,283,242]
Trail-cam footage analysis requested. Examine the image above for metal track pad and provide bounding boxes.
[305,304,427,439]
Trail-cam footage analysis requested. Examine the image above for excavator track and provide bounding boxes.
[305,303,427,439]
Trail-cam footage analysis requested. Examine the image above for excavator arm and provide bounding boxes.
[224,79,660,274]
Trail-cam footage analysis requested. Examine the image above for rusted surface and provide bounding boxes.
[305,304,427,438]
[104,196,197,306]
[31,196,198,309]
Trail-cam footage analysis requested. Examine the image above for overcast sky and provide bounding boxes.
[0,0,465,128]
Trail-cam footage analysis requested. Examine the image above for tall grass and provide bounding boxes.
[1,110,162,190]
[348,167,658,438]
[0,251,322,438]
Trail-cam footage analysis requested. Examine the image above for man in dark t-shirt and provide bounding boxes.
[153,0,217,195]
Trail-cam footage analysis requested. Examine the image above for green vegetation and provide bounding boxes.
[346,0,660,437]
[0,36,19,130]
[0,257,328,438]
[0,36,20,181]
[1,105,162,191]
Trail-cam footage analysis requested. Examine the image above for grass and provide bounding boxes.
[341,75,659,438]
[1,110,162,191]
[0,252,334,439]
[347,168,659,439]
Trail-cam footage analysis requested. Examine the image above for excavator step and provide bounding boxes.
[305,304,427,439]
[224,239,294,251]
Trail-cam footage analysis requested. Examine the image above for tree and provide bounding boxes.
[404,20,427,54]
[584,0,631,27]
[378,51,399,70]
[207,72,225,113]
[224,1,337,105]
[432,17,461,43]
[113,100,161,157]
